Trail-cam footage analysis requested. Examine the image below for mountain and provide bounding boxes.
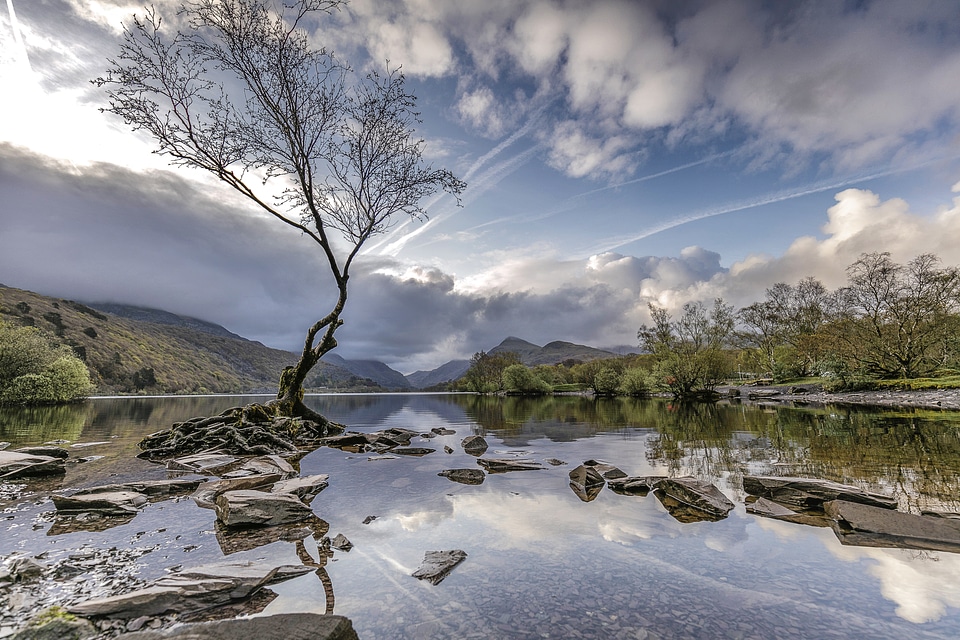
[88,303,248,341]
[321,354,411,390]
[489,337,620,366]
[405,359,471,389]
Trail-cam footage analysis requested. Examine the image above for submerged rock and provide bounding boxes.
[0,451,66,479]
[411,550,468,585]
[824,500,960,553]
[656,477,734,520]
[476,458,544,473]
[215,518,328,556]
[461,436,488,456]
[438,468,485,485]
[743,476,897,510]
[114,612,358,640]
[215,490,315,528]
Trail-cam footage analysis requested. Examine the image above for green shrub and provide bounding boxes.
[619,367,651,396]
[592,366,621,396]
[0,321,92,405]
[503,364,551,395]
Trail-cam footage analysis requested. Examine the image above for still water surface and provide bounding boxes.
[3,394,960,638]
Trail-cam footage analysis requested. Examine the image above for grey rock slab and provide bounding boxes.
[215,490,314,527]
[222,455,295,479]
[391,447,436,456]
[12,446,69,459]
[114,613,358,640]
[51,491,148,516]
[73,478,207,498]
[438,468,485,485]
[745,497,833,527]
[824,499,960,553]
[192,474,283,510]
[656,477,734,519]
[270,474,329,504]
[607,476,667,496]
[68,561,311,619]
[411,550,468,585]
[743,475,897,510]
[166,453,239,475]
[0,451,66,479]
[582,459,628,480]
[476,458,545,473]
[461,435,488,456]
[331,533,353,551]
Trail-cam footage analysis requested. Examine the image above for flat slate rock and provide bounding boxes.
[824,499,960,553]
[270,474,330,504]
[115,613,358,640]
[656,477,735,519]
[73,478,207,498]
[12,445,70,459]
[438,468,485,485]
[569,465,605,502]
[222,455,296,479]
[0,451,66,479]
[390,447,436,456]
[743,475,897,510]
[69,561,311,619]
[745,497,833,527]
[192,474,283,510]
[607,476,667,496]
[51,491,148,516]
[476,458,544,473]
[215,490,314,527]
[411,550,468,585]
[582,459,628,480]
[166,453,239,475]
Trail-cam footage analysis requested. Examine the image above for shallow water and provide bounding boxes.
[3,394,960,638]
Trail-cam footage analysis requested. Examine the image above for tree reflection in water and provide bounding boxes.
[460,395,960,513]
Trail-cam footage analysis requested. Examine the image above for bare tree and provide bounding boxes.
[94,0,465,422]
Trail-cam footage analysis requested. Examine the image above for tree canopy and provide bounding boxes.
[94,0,464,420]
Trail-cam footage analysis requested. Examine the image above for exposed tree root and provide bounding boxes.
[137,402,345,460]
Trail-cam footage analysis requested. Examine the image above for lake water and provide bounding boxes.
[3,394,960,639]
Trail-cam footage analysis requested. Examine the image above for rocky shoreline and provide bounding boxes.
[723,385,960,411]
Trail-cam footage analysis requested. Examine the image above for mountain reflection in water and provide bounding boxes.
[2,394,960,638]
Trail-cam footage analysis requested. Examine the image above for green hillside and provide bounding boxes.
[0,285,296,395]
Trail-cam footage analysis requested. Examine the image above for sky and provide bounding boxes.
[3,0,960,374]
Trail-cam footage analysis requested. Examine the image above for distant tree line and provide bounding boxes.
[458,252,960,399]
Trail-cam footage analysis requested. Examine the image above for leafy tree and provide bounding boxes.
[829,252,960,379]
[591,366,620,396]
[461,350,521,393]
[618,366,651,396]
[737,277,837,380]
[502,364,551,395]
[639,298,734,397]
[0,322,92,405]
[94,0,464,421]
